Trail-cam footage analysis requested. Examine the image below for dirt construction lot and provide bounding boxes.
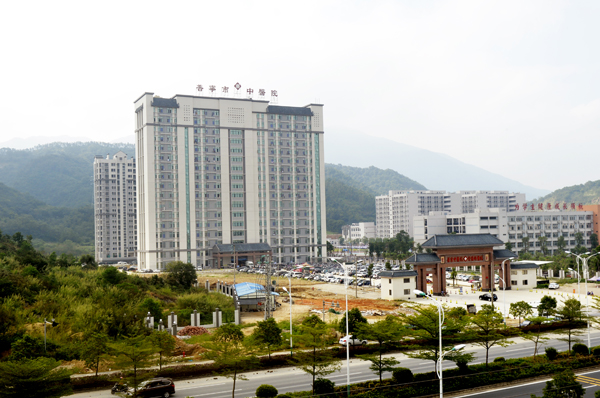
[199,270,598,328]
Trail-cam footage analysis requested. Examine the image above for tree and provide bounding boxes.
[356,316,405,382]
[0,357,72,398]
[80,331,110,376]
[416,243,423,254]
[204,334,259,398]
[557,236,566,252]
[521,236,530,256]
[520,316,549,356]
[531,369,584,398]
[539,236,549,256]
[100,266,126,285]
[139,297,164,324]
[110,335,156,396]
[252,317,282,360]
[469,305,514,366]
[148,330,176,370]
[591,234,599,250]
[338,308,368,336]
[80,253,98,270]
[504,241,513,252]
[214,323,245,343]
[539,295,558,317]
[450,268,458,287]
[367,264,374,285]
[293,315,340,394]
[400,304,466,372]
[556,298,584,353]
[575,232,585,253]
[165,261,197,290]
[326,241,334,256]
[509,301,533,326]
[385,261,391,271]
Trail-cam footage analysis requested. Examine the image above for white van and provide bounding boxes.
[246,261,254,268]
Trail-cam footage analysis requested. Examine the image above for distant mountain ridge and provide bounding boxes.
[324,129,550,200]
[533,180,600,205]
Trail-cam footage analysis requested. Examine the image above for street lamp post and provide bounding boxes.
[500,257,514,322]
[413,289,465,398]
[331,257,350,398]
[566,251,600,353]
[283,278,293,357]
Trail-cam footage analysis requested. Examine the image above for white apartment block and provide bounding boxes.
[341,222,376,241]
[413,208,594,256]
[376,190,525,238]
[94,151,137,263]
[134,93,326,270]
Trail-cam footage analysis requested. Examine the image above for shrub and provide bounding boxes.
[314,378,335,396]
[392,367,414,384]
[256,384,278,398]
[493,357,506,363]
[546,347,558,361]
[572,344,589,356]
[593,347,600,357]
[276,394,292,398]
[456,357,470,373]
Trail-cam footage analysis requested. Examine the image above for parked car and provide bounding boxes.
[339,335,367,346]
[479,293,498,301]
[549,282,560,289]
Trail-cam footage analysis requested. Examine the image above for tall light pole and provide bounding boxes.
[413,289,464,398]
[283,279,292,357]
[566,251,599,353]
[331,257,350,397]
[500,257,514,322]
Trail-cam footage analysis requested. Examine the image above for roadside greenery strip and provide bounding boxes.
[283,350,600,398]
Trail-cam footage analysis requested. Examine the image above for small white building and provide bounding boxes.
[342,222,376,241]
[510,263,538,289]
[379,270,418,300]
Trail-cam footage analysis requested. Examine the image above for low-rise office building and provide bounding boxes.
[510,263,538,288]
[413,208,594,256]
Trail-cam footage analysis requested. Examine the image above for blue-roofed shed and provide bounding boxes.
[234,282,279,311]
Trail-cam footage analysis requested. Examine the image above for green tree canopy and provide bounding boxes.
[338,308,368,336]
[165,261,197,290]
[0,357,72,398]
[251,317,282,360]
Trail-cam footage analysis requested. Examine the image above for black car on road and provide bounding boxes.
[112,377,176,397]
[478,293,498,301]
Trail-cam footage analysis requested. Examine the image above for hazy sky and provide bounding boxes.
[1,0,598,191]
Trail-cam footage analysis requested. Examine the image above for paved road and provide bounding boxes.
[69,329,600,398]
[455,369,600,398]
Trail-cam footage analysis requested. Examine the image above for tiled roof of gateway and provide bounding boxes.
[404,253,441,264]
[379,270,418,277]
[493,249,518,259]
[266,105,313,116]
[511,263,539,269]
[422,234,504,248]
[151,97,179,108]
[212,243,272,253]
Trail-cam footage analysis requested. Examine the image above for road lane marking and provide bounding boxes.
[577,375,600,386]
[178,383,226,390]
[190,389,242,397]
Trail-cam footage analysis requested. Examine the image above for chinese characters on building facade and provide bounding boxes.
[196,83,278,101]
[514,203,584,211]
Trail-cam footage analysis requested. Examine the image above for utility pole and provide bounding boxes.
[264,255,272,320]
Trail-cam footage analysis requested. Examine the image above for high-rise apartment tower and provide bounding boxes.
[93,151,137,263]
[134,92,326,269]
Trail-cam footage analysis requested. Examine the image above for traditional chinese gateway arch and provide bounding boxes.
[405,234,517,296]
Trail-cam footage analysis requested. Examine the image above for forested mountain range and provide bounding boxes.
[0,182,93,255]
[534,180,600,205]
[0,142,135,208]
[325,164,426,196]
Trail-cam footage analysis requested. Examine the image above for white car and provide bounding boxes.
[549,283,560,290]
[339,335,367,346]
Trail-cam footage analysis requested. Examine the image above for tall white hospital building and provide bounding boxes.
[93,151,137,263]
[134,92,326,270]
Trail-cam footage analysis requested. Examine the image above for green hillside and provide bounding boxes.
[534,180,600,205]
[0,182,93,254]
[325,163,426,233]
[0,142,135,208]
[325,163,426,196]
